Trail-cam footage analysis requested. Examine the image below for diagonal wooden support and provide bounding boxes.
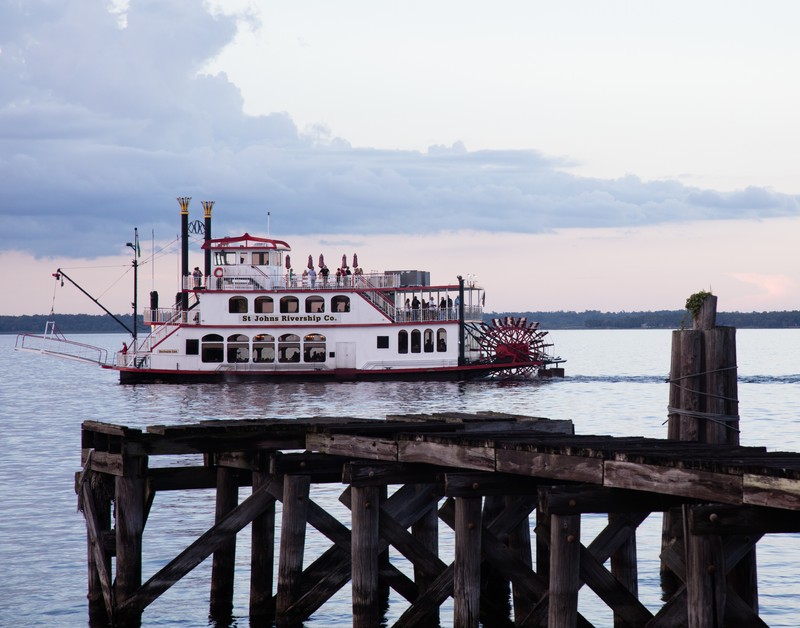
[276,481,439,624]
[117,477,278,614]
[522,510,650,627]
[80,478,115,620]
[654,530,766,626]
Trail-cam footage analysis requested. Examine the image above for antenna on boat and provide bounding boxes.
[267,211,271,235]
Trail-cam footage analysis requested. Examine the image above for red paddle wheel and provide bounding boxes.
[473,317,554,377]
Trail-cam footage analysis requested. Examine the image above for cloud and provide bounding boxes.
[1,1,799,260]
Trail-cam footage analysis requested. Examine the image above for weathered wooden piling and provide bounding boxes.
[210,464,239,619]
[662,292,757,622]
[249,464,276,620]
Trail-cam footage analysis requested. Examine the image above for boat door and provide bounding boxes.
[335,342,356,369]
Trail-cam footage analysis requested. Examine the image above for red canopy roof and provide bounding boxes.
[202,233,291,250]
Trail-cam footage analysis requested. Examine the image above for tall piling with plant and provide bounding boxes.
[661,291,757,622]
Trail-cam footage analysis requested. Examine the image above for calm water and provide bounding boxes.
[2,329,800,626]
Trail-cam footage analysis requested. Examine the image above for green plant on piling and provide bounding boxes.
[685,290,713,319]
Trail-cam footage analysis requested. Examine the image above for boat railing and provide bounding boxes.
[145,307,182,324]
[198,271,399,292]
[394,305,482,324]
[15,322,109,366]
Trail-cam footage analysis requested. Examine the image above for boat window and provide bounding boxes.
[201,334,224,363]
[303,333,326,362]
[411,330,421,353]
[437,328,447,352]
[252,334,275,363]
[305,296,325,313]
[214,251,237,265]
[377,336,389,349]
[228,296,248,314]
[255,296,274,313]
[332,295,350,312]
[253,252,270,265]
[186,339,199,355]
[278,333,301,363]
[423,329,434,353]
[227,334,250,363]
[398,330,408,354]
[280,296,299,313]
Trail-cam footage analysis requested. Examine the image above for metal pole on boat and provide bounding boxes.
[202,201,214,279]
[126,229,139,346]
[457,275,465,366]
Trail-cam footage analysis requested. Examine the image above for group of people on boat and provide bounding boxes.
[285,265,365,289]
[404,294,459,321]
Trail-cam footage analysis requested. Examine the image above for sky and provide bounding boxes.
[2,1,800,316]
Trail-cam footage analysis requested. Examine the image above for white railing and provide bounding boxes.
[195,271,400,291]
[394,305,482,323]
[15,324,109,366]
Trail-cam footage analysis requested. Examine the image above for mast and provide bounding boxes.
[126,228,139,345]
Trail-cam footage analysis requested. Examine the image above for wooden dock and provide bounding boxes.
[78,411,800,627]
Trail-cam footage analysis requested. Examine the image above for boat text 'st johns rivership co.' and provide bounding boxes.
[17,198,563,383]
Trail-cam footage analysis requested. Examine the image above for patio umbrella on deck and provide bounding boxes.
[318,253,325,268]
[307,255,313,269]
[342,254,347,269]
[285,254,291,269]
[353,253,358,268]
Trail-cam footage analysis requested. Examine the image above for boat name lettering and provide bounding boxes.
[240,314,339,323]
[158,349,178,353]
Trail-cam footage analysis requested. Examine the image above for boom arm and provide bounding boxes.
[54,269,135,337]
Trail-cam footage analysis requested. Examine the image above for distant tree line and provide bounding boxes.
[488,310,800,329]
[3,310,800,335]
[0,314,142,335]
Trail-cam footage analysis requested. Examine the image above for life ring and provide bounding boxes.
[213,267,224,278]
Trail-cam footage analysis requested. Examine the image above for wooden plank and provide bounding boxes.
[398,439,495,471]
[351,485,380,628]
[685,518,726,627]
[604,461,743,503]
[443,472,543,497]
[270,452,350,481]
[210,466,239,619]
[114,455,147,623]
[306,432,398,460]
[250,471,276,621]
[496,448,603,483]
[743,473,800,510]
[579,541,653,626]
[690,504,800,535]
[276,475,310,623]
[344,460,446,486]
[148,466,221,491]
[80,481,115,620]
[540,485,687,515]
[506,494,534,623]
[454,496,483,628]
[548,513,581,627]
[86,451,124,476]
[411,485,441,627]
[609,512,640,628]
[381,503,447,582]
[393,563,456,628]
[117,477,279,613]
